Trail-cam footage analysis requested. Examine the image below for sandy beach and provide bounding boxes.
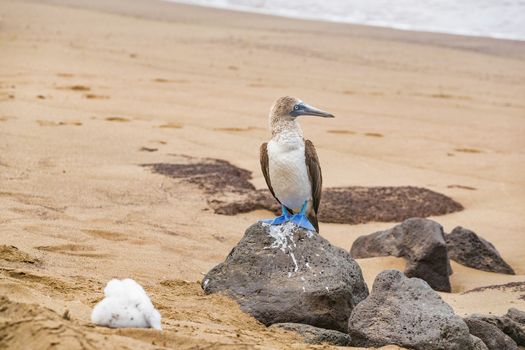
[1,0,525,348]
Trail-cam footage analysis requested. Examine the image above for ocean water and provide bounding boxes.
[168,0,525,41]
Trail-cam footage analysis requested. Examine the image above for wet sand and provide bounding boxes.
[1,0,524,348]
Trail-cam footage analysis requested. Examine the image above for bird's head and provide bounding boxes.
[270,96,334,123]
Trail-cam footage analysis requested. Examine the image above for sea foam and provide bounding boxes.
[167,0,525,41]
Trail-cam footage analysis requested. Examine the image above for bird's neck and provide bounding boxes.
[271,118,304,144]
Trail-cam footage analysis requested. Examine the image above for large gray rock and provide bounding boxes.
[446,226,514,274]
[350,218,451,292]
[348,270,480,349]
[470,314,525,346]
[202,222,369,332]
[464,317,518,350]
[270,323,352,346]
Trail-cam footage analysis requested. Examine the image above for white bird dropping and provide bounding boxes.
[91,278,161,330]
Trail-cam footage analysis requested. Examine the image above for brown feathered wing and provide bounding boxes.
[305,140,322,232]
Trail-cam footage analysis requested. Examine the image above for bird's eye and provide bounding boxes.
[294,105,299,110]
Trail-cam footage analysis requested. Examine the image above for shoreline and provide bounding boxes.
[37,0,525,59]
[166,0,525,42]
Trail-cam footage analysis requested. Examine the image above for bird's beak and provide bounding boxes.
[292,102,335,118]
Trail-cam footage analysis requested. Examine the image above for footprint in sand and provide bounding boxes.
[37,120,82,126]
[105,117,130,122]
[36,244,109,258]
[82,229,128,242]
[139,147,158,152]
[212,234,227,243]
[2,269,69,288]
[454,147,482,154]
[37,158,56,168]
[447,184,477,191]
[429,93,471,100]
[56,85,91,92]
[152,78,189,83]
[1,191,51,207]
[0,92,15,101]
[364,132,384,137]
[68,85,89,91]
[84,94,109,100]
[9,207,68,221]
[55,81,109,100]
[327,129,356,135]
[159,122,183,129]
[82,229,144,245]
[160,279,203,296]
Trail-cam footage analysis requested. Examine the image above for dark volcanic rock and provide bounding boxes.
[350,218,451,292]
[506,308,525,324]
[446,226,515,275]
[202,222,369,332]
[470,314,525,346]
[348,270,481,350]
[464,317,518,350]
[270,323,352,346]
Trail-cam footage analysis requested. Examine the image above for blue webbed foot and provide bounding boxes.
[260,215,288,225]
[290,200,316,231]
[289,213,316,231]
[260,201,316,232]
[260,205,291,225]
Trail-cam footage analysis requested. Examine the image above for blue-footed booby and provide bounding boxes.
[260,96,334,232]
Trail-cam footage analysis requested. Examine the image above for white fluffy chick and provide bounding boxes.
[91,278,161,330]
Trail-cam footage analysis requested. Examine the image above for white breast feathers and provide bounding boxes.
[267,136,312,211]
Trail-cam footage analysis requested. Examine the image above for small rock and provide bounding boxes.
[271,323,352,346]
[506,308,525,324]
[62,310,71,321]
[470,336,490,350]
[203,222,369,332]
[464,317,517,350]
[348,270,477,349]
[470,314,525,346]
[446,226,514,274]
[350,218,451,292]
